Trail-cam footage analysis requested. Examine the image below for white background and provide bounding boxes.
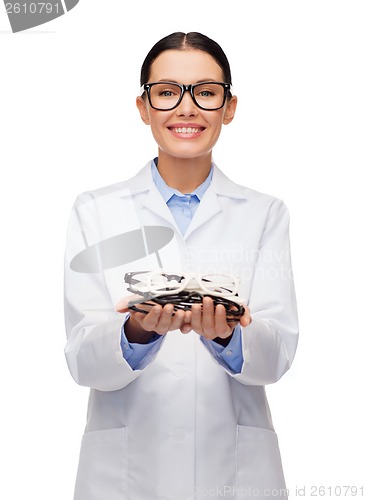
[1,1,366,498]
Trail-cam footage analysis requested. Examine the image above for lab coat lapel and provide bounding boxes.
[128,161,178,230]
[184,165,247,239]
[184,186,222,239]
[142,181,179,230]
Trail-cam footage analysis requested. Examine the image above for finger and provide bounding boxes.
[181,324,192,334]
[240,306,252,327]
[115,294,145,313]
[154,304,174,334]
[214,304,232,338]
[141,304,162,330]
[170,309,185,331]
[201,297,215,334]
[190,303,203,334]
[127,309,164,336]
[129,311,149,325]
[180,310,192,334]
[184,310,191,324]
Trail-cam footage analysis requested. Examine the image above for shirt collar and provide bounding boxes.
[151,158,213,203]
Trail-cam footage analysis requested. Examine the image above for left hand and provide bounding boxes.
[182,296,252,340]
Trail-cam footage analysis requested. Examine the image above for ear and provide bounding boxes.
[223,95,237,125]
[136,96,151,125]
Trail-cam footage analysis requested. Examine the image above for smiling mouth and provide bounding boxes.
[168,126,206,134]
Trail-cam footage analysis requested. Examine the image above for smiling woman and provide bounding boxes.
[64,32,299,500]
[136,45,237,189]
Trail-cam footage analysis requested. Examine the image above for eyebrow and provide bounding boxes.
[156,79,219,84]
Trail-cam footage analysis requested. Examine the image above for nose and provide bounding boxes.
[176,89,198,116]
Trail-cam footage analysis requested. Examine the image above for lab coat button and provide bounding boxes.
[172,363,185,378]
[172,428,186,442]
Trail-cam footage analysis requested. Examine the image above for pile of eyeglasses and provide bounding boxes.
[124,271,245,322]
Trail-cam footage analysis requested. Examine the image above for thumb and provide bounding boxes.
[239,307,252,327]
[115,294,143,313]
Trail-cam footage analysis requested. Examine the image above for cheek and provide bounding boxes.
[205,110,225,129]
[150,121,166,142]
[208,118,224,138]
[149,111,168,131]
[149,118,171,147]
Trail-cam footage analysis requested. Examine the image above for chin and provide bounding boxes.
[162,144,212,160]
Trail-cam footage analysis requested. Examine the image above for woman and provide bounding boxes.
[64,32,298,500]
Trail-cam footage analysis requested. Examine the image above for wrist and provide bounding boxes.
[124,316,158,344]
[212,331,233,347]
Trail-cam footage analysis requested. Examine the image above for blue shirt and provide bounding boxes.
[120,159,244,374]
[151,158,213,235]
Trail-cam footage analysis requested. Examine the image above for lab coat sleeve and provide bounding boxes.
[236,198,298,385]
[200,325,244,374]
[63,194,167,391]
[120,315,164,370]
[202,198,298,386]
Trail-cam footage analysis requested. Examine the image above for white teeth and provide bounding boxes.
[171,127,201,133]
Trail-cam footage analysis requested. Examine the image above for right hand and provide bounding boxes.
[115,295,192,342]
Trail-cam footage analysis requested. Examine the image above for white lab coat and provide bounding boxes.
[64,161,298,500]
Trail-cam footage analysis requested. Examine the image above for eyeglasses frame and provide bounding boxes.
[124,271,239,299]
[127,291,245,322]
[140,81,232,111]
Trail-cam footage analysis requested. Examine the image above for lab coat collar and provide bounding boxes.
[211,164,248,200]
[127,160,248,200]
[127,160,248,238]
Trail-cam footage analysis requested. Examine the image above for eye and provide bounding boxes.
[160,90,175,97]
[198,89,215,97]
[195,83,222,98]
[153,83,181,98]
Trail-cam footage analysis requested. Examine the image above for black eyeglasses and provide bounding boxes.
[127,291,245,322]
[124,270,245,322]
[140,81,232,111]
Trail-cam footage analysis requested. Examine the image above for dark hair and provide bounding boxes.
[140,32,232,87]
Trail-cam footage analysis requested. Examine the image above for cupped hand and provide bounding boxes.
[115,295,251,342]
[185,296,251,340]
[115,295,190,341]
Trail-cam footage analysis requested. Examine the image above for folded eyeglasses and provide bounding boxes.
[124,271,245,322]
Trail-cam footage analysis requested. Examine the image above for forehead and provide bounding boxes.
[149,49,224,83]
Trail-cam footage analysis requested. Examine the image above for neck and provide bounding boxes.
[156,151,212,193]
